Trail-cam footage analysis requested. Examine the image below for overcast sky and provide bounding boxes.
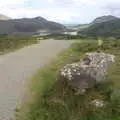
[0,0,120,24]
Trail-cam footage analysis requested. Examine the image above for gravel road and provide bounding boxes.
[0,40,73,120]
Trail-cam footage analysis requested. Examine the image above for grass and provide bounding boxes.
[16,39,120,120]
[0,36,38,54]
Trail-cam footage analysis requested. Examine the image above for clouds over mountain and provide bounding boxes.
[0,0,120,24]
[105,1,120,15]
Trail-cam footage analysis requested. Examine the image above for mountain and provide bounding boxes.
[75,15,119,31]
[0,14,11,20]
[92,15,119,24]
[67,15,119,32]
[79,18,120,37]
[0,16,66,35]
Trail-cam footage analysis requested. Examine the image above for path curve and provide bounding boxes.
[0,40,73,120]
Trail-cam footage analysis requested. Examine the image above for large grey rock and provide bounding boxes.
[59,52,115,94]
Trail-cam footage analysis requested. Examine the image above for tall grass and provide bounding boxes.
[0,36,38,54]
[16,40,120,120]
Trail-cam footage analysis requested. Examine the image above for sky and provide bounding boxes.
[0,0,120,24]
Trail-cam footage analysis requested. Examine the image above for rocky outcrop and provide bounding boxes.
[58,52,115,95]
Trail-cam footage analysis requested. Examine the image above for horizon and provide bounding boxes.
[0,14,119,25]
[0,0,120,24]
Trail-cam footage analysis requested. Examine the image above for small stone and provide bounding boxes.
[73,69,77,72]
[76,73,81,75]
[75,89,86,95]
[61,71,66,77]
[91,99,105,108]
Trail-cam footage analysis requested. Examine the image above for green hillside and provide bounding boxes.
[79,19,120,37]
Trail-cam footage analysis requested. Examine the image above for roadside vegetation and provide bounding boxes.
[0,35,38,54]
[16,39,120,120]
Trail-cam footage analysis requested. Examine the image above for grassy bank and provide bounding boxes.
[16,39,120,120]
[0,36,38,54]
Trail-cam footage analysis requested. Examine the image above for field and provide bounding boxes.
[16,39,120,120]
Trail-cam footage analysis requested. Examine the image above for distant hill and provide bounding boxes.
[64,24,80,27]
[75,24,90,30]
[0,14,11,20]
[75,15,119,32]
[79,18,120,37]
[92,15,119,24]
[0,16,66,35]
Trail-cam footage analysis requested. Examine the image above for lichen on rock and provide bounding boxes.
[58,52,115,95]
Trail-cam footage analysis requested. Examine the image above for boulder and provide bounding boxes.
[59,52,115,95]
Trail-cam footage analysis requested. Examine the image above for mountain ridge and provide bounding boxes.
[0,16,66,35]
[79,18,120,37]
[92,15,119,24]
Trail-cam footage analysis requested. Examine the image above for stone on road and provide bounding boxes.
[0,40,72,120]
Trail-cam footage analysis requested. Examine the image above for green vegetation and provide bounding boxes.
[0,35,38,54]
[79,19,120,37]
[16,39,120,120]
[64,35,86,40]
[46,34,87,40]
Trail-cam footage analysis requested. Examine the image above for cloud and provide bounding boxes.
[0,0,120,24]
[0,0,25,12]
[51,0,98,6]
[104,1,120,15]
[1,0,24,4]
